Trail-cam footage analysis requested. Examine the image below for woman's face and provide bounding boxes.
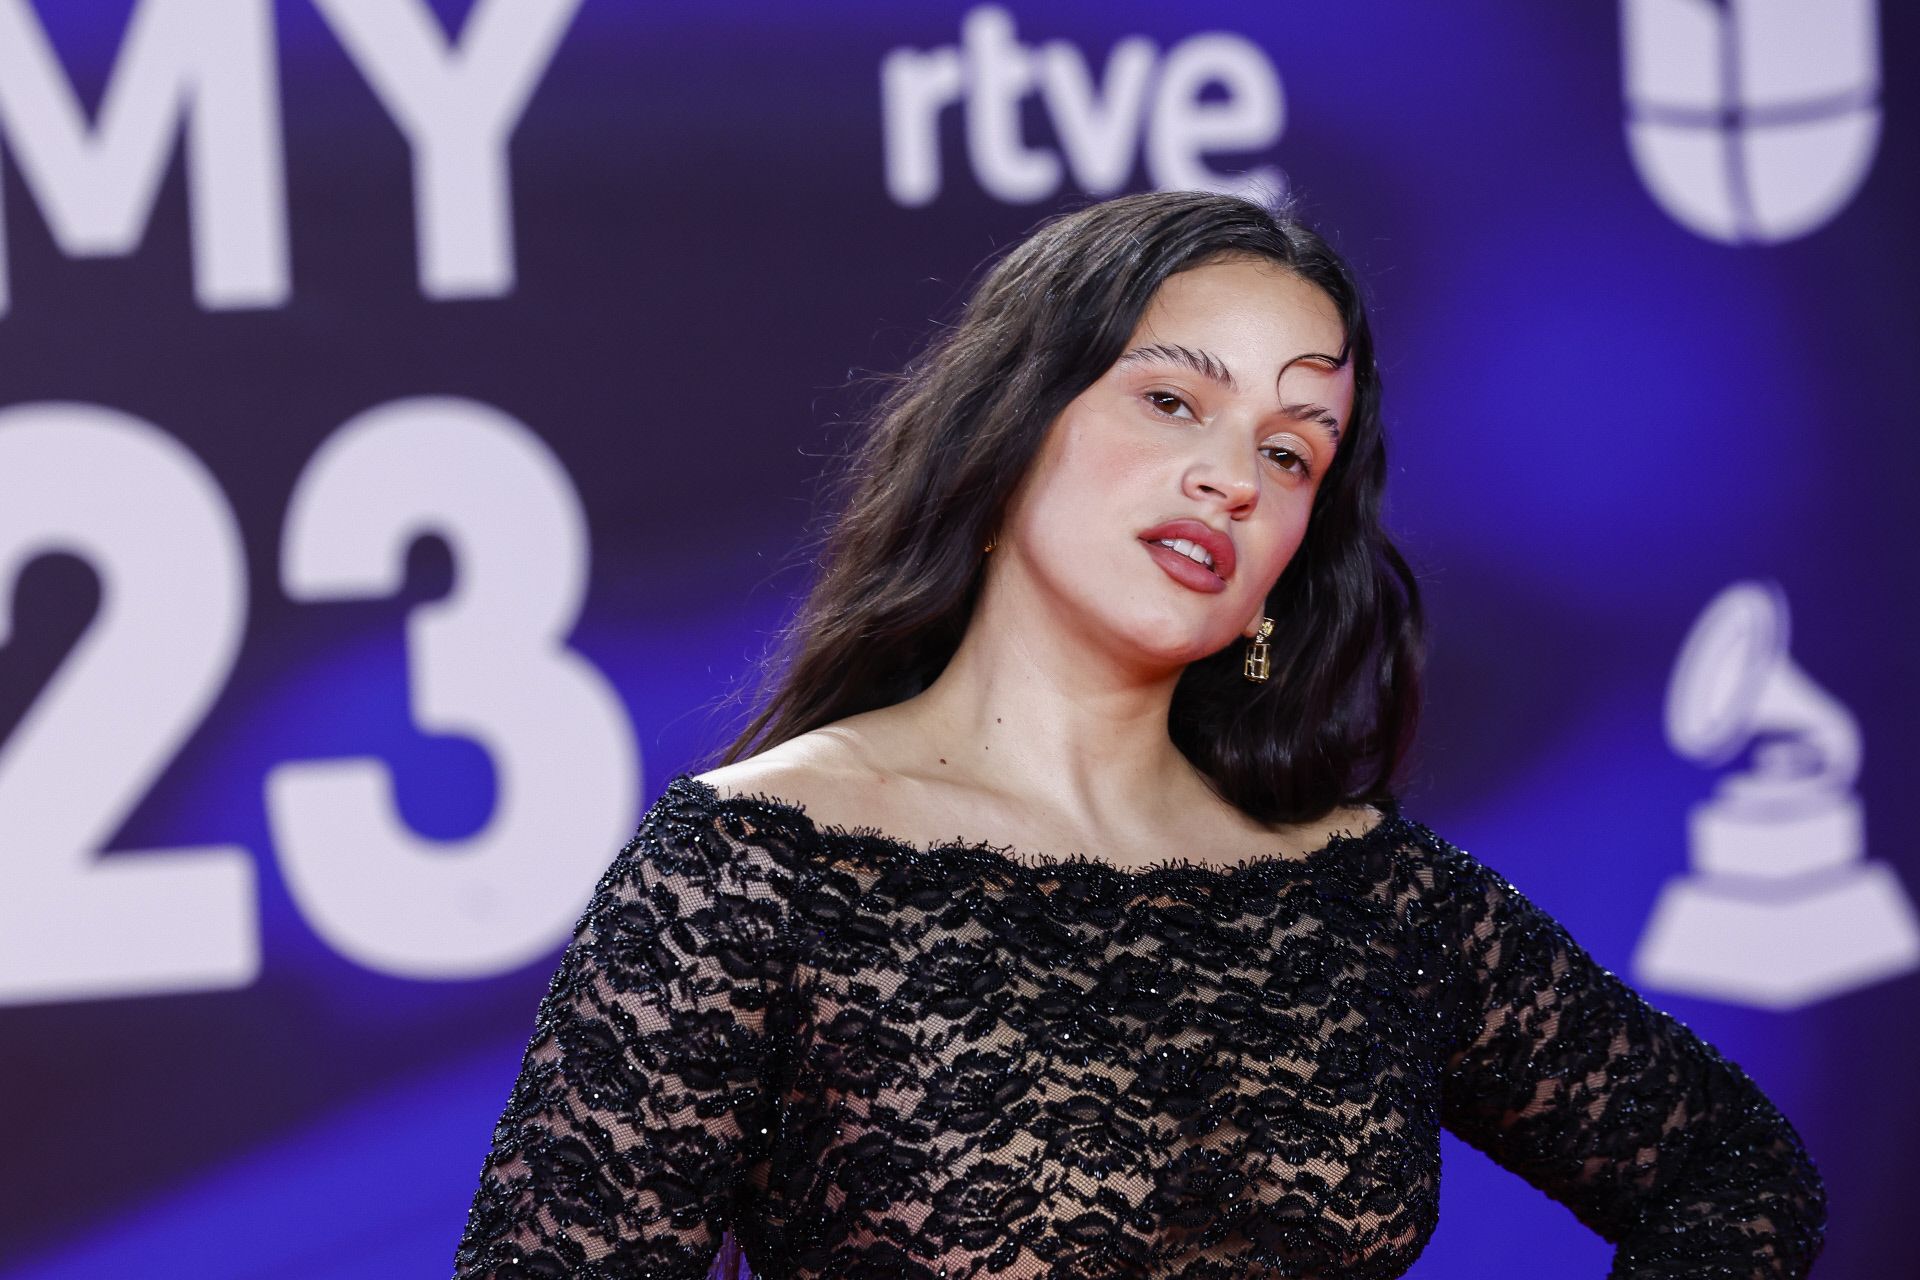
[996,254,1354,673]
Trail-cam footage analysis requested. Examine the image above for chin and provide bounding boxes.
[1121,615,1238,667]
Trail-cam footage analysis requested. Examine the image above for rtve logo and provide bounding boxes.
[1622,0,1881,244]
[880,5,1284,207]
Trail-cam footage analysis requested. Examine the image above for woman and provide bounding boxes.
[452,191,1826,1278]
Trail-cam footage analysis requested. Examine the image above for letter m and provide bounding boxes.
[0,0,286,317]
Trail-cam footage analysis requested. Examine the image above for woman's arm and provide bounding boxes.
[452,796,799,1280]
[1416,825,1827,1277]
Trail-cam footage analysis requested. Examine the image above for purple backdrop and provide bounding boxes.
[0,1,1912,1276]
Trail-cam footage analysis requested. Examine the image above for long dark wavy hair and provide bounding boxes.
[708,190,1424,824]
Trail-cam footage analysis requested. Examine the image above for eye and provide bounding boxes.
[1261,444,1313,478]
[1142,389,1196,420]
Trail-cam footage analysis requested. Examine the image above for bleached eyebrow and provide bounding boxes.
[1281,349,1348,446]
[1117,342,1344,446]
[1115,343,1238,392]
[1280,402,1342,446]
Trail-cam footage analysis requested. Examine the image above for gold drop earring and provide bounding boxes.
[982,533,997,554]
[1243,617,1274,683]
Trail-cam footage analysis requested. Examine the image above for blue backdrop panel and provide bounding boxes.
[0,1,1911,1276]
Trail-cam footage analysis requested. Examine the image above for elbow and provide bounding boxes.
[1741,1105,1828,1275]
[1767,1142,1828,1277]
[1618,1118,1828,1278]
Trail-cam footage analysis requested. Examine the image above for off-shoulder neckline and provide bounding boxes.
[664,771,1407,886]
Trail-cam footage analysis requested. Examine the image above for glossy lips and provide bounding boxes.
[1138,518,1234,594]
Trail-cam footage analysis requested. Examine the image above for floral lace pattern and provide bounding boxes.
[452,773,1826,1279]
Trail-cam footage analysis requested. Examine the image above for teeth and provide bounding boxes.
[1155,537,1214,570]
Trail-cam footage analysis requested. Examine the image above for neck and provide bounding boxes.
[883,561,1218,838]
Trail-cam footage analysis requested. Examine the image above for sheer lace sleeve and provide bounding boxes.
[1415,824,1827,1278]
[452,793,799,1280]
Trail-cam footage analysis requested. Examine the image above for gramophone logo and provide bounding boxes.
[1621,0,1881,243]
[1635,581,1920,1009]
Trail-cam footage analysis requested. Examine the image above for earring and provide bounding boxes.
[982,533,997,554]
[1243,617,1274,683]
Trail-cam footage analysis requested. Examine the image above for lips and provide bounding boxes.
[1137,518,1235,583]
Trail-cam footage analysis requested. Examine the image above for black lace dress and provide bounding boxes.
[451,774,1826,1279]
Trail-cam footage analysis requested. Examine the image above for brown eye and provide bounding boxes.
[1262,445,1311,477]
[1144,390,1195,419]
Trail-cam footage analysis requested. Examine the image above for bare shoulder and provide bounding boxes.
[1327,802,1389,839]
[690,727,880,825]
[1279,801,1390,856]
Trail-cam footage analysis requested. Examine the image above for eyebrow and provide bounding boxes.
[1280,401,1343,445]
[1115,342,1239,392]
[1114,342,1344,445]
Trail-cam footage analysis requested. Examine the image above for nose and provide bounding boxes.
[1184,432,1259,514]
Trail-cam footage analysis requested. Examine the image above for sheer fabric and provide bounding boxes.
[452,774,1825,1278]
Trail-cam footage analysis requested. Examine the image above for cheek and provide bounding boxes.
[1242,506,1314,596]
[1014,407,1165,532]
[1052,404,1164,484]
